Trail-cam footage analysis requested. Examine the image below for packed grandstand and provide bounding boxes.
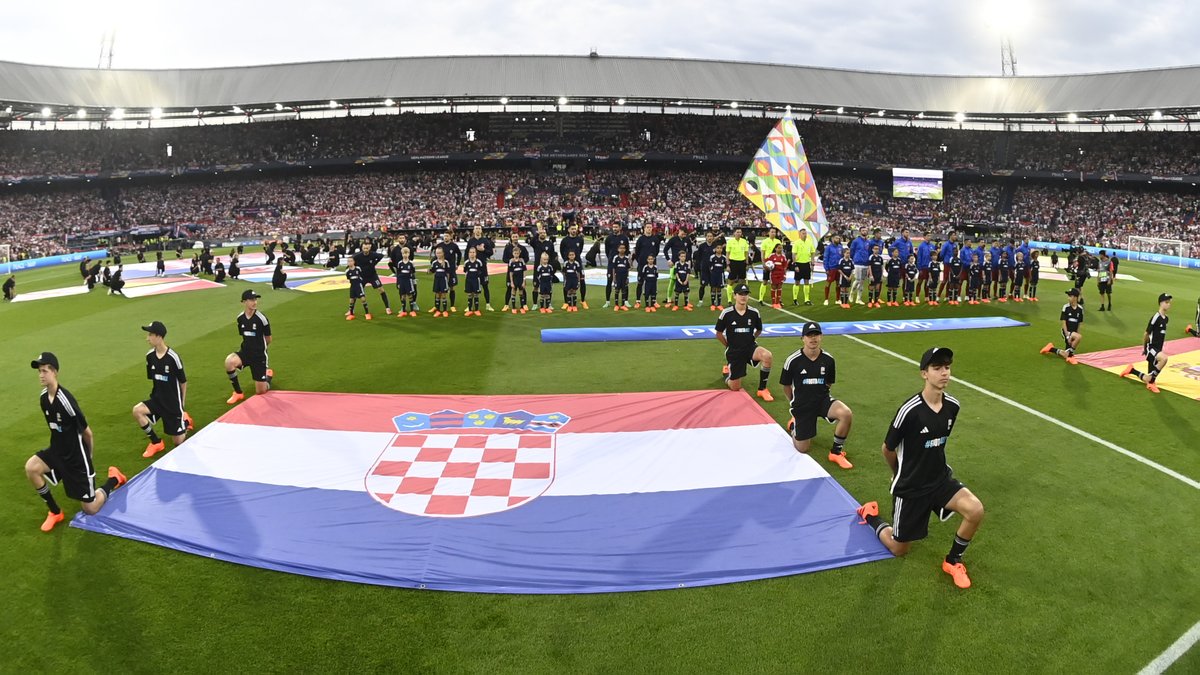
[2,56,1199,261]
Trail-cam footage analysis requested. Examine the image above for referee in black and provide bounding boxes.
[857,347,985,589]
[714,283,774,402]
[779,322,855,470]
[133,321,192,459]
[353,241,392,315]
[224,289,273,404]
[24,352,127,532]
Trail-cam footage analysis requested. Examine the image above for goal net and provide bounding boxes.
[0,244,10,275]
[1127,236,1186,267]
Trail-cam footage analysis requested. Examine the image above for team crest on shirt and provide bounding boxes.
[365,408,570,518]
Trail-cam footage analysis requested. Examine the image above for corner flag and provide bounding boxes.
[738,116,828,241]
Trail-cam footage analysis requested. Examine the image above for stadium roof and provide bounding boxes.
[2,54,1200,121]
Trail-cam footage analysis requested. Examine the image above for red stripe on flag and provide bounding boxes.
[214,390,775,434]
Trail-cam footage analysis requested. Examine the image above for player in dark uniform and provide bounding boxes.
[640,255,659,312]
[224,289,273,404]
[902,254,919,306]
[345,257,370,320]
[394,247,418,317]
[1026,250,1040,301]
[1041,288,1083,364]
[707,244,727,310]
[434,232,461,314]
[837,248,854,308]
[885,249,903,307]
[535,252,556,314]
[462,247,487,316]
[995,251,1011,302]
[1096,251,1114,311]
[1121,293,1172,393]
[607,243,632,312]
[507,246,529,314]
[633,224,661,309]
[926,241,942,306]
[714,283,774,402]
[602,222,631,308]
[947,253,964,306]
[672,250,692,311]
[867,245,884,308]
[780,322,855,469]
[467,225,497,311]
[559,224,587,309]
[562,249,584,312]
[694,231,716,310]
[430,246,453,317]
[271,259,288,290]
[228,253,240,280]
[1186,296,1200,337]
[24,352,127,532]
[133,321,192,459]
[1011,251,1028,302]
[3,275,15,301]
[354,241,392,315]
[856,347,985,589]
[155,251,166,277]
[966,255,982,305]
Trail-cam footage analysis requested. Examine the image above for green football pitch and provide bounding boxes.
[1,253,1197,673]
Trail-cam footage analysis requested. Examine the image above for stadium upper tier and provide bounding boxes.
[2,55,1200,121]
[3,113,1200,180]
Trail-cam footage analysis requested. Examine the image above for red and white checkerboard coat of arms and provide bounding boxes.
[365,409,566,517]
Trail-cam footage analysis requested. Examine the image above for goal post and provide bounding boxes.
[1127,236,1186,267]
[0,244,10,275]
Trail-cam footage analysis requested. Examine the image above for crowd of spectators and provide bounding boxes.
[6,112,1200,179]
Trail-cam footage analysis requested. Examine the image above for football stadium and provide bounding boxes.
[3,32,1200,675]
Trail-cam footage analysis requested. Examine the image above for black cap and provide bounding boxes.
[802,321,823,336]
[733,283,751,295]
[1065,288,1080,297]
[31,352,59,370]
[241,289,261,301]
[141,321,167,337]
[1158,293,1173,303]
[919,347,954,370]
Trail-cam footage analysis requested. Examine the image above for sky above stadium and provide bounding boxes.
[2,0,1198,76]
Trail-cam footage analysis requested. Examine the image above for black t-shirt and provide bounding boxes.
[346,266,364,289]
[559,236,585,261]
[146,347,187,408]
[1146,312,1169,351]
[1060,303,1084,333]
[40,385,88,455]
[886,258,902,284]
[609,254,631,283]
[868,254,884,280]
[237,310,271,355]
[885,391,961,497]
[715,306,762,352]
[435,241,461,268]
[463,259,486,282]
[466,236,495,261]
[779,349,836,409]
[353,251,384,280]
[535,264,556,288]
[508,259,527,286]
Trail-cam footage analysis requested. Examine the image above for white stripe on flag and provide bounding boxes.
[153,422,831,496]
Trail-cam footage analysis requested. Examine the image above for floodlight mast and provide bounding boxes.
[1001,36,1017,77]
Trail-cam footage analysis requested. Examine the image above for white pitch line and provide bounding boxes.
[1137,620,1200,675]
[767,303,1200,491]
[766,301,1200,674]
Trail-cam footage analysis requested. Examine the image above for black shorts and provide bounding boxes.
[36,447,96,502]
[365,276,383,289]
[725,346,761,381]
[1097,281,1111,294]
[349,284,365,299]
[729,259,747,280]
[1074,276,1087,289]
[466,277,482,293]
[793,262,812,281]
[891,479,965,542]
[791,396,836,441]
[396,279,415,295]
[236,351,270,381]
[142,398,186,437]
[433,277,449,293]
[1147,347,1162,371]
[1062,327,1079,348]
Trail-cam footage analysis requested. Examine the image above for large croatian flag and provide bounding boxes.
[74,390,889,593]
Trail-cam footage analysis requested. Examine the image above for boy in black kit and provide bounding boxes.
[224,290,273,404]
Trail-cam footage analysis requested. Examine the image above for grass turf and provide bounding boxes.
[1,253,1198,673]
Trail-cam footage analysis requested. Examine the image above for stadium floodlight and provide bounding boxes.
[1107,113,1116,120]
[151,107,163,119]
[76,108,87,119]
[40,106,51,117]
[329,100,338,108]
[231,106,243,114]
[954,112,966,123]
[1151,110,1163,120]
[877,109,886,117]
[835,106,844,114]
[616,98,625,105]
[111,108,125,119]
[730,101,739,109]
[3,106,11,114]
[1067,112,1078,123]
[558,96,568,105]
[499,96,508,105]
[192,108,200,116]
[917,112,925,119]
[275,103,284,111]
[384,98,395,107]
